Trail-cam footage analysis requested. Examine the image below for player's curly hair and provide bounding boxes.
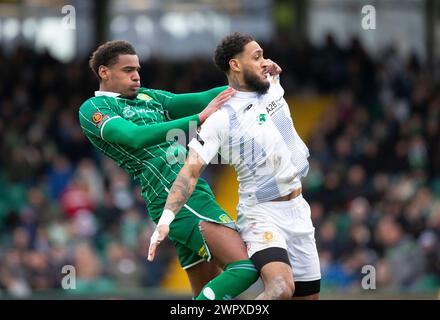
[89,40,136,81]
[214,32,254,73]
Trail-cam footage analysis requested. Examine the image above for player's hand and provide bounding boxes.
[265,59,282,76]
[147,224,169,262]
[199,87,236,123]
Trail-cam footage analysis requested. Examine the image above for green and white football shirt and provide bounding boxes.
[79,88,190,204]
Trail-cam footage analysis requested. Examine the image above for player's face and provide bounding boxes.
[104,54,141,98]
[240,41,270,94]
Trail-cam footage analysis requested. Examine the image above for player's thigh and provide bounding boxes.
[182,188,248,267]
[251,247,294,290]
[286,216,321,282]
[285,199,321,297]
[171,189,244,266]
[286,234,321,280]
[199,221,249,268]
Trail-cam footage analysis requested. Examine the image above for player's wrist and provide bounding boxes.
[197,112,204,124]
[158,209,175,226]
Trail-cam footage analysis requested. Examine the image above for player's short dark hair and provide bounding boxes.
[214,32,254,73]
[89,40,136,81]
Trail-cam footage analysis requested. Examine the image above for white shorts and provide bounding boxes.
[237,194,321,282]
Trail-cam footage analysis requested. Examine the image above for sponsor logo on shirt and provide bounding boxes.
[137,93,153,101]
[123,106,136,118]
[91,112,109,128]
[243,103,253,113]
[266,97,284,116]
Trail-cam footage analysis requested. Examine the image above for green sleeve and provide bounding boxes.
[78,98,120,138]
[146,86,228,120]
[102,114,201,149]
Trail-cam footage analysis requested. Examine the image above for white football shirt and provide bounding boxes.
[188,76,309,206]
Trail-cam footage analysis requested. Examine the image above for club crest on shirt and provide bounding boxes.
[123,106,136,118]
[198,245,207,258]
[137,93,153,101]
[219,213,233,223]
[263,231,274,242]
[257,113,267,125]
[91,112,109,128]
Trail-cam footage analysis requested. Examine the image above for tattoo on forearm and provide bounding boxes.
[165,174,195,213]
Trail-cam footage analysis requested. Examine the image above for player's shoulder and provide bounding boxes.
[212,106,230,122]
[79,97,95,114]
[80,95,115,112]
[201,108,229,132]
[139,87,173,99]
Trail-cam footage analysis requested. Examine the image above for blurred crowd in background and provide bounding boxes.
[0,34,439,298]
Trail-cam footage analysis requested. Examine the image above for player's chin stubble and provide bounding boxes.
[243,69,270,95]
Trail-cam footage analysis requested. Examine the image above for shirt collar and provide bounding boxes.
[94,91,120,97]
[234,90,259,99]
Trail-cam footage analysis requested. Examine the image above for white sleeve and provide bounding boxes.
[268,74,284,96]
[188,110,227,165]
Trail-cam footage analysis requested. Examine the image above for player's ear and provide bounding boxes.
[229,59,240,73]
[98,65,109,81]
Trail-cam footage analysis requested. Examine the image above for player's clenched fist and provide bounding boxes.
[265,59,282,76]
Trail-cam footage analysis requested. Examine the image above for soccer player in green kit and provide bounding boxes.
[78,40,280,300]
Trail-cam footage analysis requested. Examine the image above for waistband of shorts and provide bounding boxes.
[241,193,304,210]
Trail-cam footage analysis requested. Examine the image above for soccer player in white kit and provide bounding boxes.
[149,33,321,300]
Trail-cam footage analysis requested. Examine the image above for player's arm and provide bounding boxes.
[80,88,234,149]
[165,86,228,119]
[102,115,200,148]
[147,110,226,261]
[165,149,207,214]
[105,86,231,147]
[147,149,207,261]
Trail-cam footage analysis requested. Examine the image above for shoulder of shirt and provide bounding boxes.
[203,107,229,128]
[139,87,171,95]
[137,87,149,93]
[79,95,112,112]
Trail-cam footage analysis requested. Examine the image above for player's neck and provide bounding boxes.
[228,74,253,92]
[99,83,119,94]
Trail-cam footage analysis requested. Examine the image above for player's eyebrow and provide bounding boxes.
[122,65,141,71]
[253,49,263,56]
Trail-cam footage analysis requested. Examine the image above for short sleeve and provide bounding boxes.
[78,97,122,140]
[187,110,228,165]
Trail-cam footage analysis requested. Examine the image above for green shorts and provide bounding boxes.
[147,179,237,269]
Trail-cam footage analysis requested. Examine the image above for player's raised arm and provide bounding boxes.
[80,88,234,150]
[147,149,207,261]
[165,86,233,119]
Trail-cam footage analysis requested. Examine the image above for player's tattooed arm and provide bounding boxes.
[149,150,207,262]
[165,174,193,213]
[164,150,207,214]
